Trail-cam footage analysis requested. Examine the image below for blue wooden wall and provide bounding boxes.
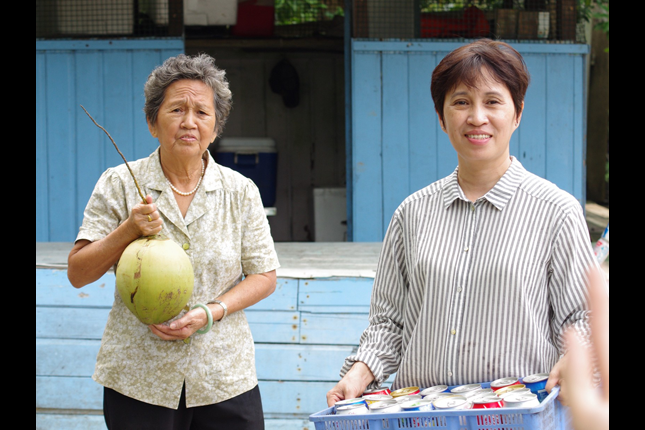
[36,267,377,429]
[351,41,590,242]
[36,40,184,242]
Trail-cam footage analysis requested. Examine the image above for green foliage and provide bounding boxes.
[276,0,344,26]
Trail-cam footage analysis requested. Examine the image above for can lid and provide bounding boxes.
[391,387,421,398]
[433,396,468,410]
[523,373,550,384]
[451,384,482,394]
[421,385,449,396]
[473,395,502,405]
[504,393,539,403]
[491,377,519,387]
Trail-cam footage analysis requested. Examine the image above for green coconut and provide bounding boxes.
[116,235,194,325]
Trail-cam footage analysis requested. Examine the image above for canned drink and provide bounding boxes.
[420,385,450,397]
[369,400,402,414]
[451,384,483,398]
[391,387,421,398]
[495,384,527,398]
[594,237,610,264]
[334,398,368,414]
[471,388,495,398]
[433,395,472,411]
[336,403,369,416]
[364,387,392,397]
[363,394,393,405]
[394,394,422,404]
[523,373,550,402]
[503,393,541,409]
[400,399,434,412]
[473,396,504,409]
[491,377,521,391]
[499,388,531,399]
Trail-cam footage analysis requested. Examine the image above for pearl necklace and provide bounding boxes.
[166,159,206,197]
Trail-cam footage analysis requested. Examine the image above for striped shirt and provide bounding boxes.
[342,158,595,390]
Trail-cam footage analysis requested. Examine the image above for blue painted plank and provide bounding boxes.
[573,54,587,205]
[247,310,302,344]
[301,313,368,346]
[382,52,411,229]
[36,269,115,308]
[36,307,110,341]
[408,53,440,194]
[37,52,50,242]
[75,51,106,230]
[36,339,100,378]
[519,54,548,178]
[132,50,164,161]
[259,381,336,416]
[299,278,374,312]
[546,55,576,196]
[352,50,384,242]
[36,414,107,430]
[46,51,78,242]
[249,278,299,311]
[353,40,590,55]
[37,376,103,410]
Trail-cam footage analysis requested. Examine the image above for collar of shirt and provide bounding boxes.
[141,148,224,236]
[443,156,527,211]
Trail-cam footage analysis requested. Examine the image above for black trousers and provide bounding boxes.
[104,385,265,430]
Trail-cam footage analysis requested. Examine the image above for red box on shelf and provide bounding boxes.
[231,0,276,37]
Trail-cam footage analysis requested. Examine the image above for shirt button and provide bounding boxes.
[458,287,463,293]
[451,329,457,336]
[183,243,190,251]
[464,246,470,252]
[448,372,454,377]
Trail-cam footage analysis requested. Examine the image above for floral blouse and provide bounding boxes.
[77,148,280,409]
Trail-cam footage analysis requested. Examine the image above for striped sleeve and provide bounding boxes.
[340,213,408,387]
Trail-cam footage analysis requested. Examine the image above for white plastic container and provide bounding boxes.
[314,188,347,242]
[184,0,238,26]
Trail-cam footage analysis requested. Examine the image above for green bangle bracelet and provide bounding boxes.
[192,304,213,335]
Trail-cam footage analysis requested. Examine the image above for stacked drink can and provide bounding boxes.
[332,373,551,417]
[593,224,610,264]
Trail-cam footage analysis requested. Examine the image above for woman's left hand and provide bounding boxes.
[149,307,211,341]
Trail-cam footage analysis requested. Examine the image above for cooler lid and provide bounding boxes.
[217,138,277,153]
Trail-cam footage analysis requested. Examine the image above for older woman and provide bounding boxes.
[68,54,280,430]
[327,39,596,407]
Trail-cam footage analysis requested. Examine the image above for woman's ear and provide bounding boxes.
[515,102,525,128]
[437,111,447,133]
[147,118,158,138]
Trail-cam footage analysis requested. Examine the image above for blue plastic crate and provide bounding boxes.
[310,386,571,430]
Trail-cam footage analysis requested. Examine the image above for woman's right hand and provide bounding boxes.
[327,362,375,407]
[128,195,163,237]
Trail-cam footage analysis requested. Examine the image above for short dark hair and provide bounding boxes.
[144,54,232,136]
[431,39,530,124]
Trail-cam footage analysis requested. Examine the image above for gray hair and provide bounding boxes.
[144,54,233,136]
